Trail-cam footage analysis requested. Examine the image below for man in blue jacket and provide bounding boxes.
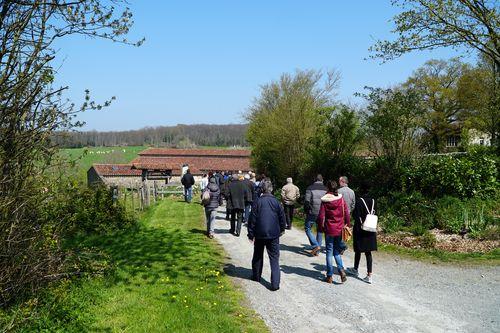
[247,179,286,291]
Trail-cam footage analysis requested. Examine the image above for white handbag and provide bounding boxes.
[360,198,378,233]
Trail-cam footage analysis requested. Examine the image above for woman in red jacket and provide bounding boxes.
[317,180,350,284]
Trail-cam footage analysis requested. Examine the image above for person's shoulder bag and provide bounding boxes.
[341,200,352,242]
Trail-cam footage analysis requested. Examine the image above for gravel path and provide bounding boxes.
[212,206,500,333]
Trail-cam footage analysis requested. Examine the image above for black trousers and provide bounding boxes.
[252,237,280,290]
[354,251,373,273]
[230,208,244,236]
[283,204,294,229]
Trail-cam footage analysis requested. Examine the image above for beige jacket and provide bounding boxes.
[281,183,300,205]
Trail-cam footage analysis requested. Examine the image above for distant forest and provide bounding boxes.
[54,124,248,148]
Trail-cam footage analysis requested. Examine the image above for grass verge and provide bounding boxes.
[1,199,268,332]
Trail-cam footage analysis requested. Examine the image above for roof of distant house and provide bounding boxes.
[92,164,142,177]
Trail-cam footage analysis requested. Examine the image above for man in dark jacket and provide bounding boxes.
[202,178,222,239]
[248,179,286,291]
[181,169,195,203]
[304,174,327,255]
[228,174,251,236]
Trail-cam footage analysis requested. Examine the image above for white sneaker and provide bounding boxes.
[363,275,372,284]
[346,267,359,277]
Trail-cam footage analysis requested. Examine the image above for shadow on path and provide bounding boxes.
[223,263,273,290]
[280,264,324,281]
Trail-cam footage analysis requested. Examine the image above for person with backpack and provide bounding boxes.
[346,193,377,284]
[247,179,286,291]
[202,177,222,239]
[181,169,195,203]
[317,180,350,284]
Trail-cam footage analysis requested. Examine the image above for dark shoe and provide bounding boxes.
[325,276,333,284]
[309,246,321,256]
[270,286,280,291]
[285,226,292,230]
[234,233,240,237]
[251,276,261,282]
[208,234,214,239]
[229,229,234,234]
[340,270,347,283]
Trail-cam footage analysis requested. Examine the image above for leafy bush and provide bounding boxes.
[379,213,404,233]
[402,150,498,198]
[1,177,134,308]
[42,181,134,236]
[418,231,437,248]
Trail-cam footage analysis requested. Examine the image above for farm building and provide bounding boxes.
[87,164,142,187]
[87,148,252,188]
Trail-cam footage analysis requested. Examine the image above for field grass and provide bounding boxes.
[60,146,146,182]
[2,199,268,332]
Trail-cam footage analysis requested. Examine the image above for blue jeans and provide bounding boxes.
[305,214,323,248]
[244,204,251,223]
[184,187,193,202]
[325,235,344,277]
[205,208,216,235]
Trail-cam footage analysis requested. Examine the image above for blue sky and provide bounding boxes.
[55,0,463,131]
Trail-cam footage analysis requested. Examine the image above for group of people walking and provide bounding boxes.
[184,169,377,291]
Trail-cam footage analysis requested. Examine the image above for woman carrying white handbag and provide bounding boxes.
[346,193,377,284]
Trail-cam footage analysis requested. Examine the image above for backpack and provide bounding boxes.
[201,190,211,205]
[360,198,378,233]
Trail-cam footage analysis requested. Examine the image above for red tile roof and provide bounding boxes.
[92,164,142,177]
[138,148,251,157]
[131,156,250,175]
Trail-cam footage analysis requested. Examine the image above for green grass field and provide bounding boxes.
[2,199,268,332]
[61,146,146,182]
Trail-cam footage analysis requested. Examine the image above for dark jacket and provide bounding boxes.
[222,178,232,209]
[304,181,327,216]
[203,183,222,209]
[353,197,377,252]
[228,180,251,210]
[243,179,255,203]
[181,172,195,188]
[317,193,350,237]
[248,194,286,240]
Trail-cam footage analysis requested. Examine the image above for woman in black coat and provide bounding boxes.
[347,196,377,284]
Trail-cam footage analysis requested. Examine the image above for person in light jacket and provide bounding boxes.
[281,177,300,229]
[317,180,350,284]
[248,179,286,291]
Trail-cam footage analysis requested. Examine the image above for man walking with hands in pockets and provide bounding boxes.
[247,179,286,291]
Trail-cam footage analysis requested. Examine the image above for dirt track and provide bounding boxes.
[213,206,500,333]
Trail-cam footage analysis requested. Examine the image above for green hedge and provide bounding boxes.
[401,148,498,198]
[379,191,500,239]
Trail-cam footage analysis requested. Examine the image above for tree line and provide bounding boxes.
[54,124,248,148]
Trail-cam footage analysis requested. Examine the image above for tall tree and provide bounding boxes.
[0,1,140,306]
[370,0,499,74]
[246,69,340,184]
[308,105,363,178]
[405,58,471,152]
[361,86,425,168]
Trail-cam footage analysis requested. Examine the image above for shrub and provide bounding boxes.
[402,150,498,198]
[1,177,134,308]
[379,213,404,233]
[418,231,437,248]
